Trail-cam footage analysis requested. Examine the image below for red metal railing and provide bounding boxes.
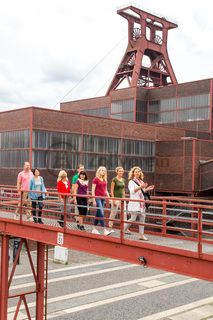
[0,186,212,257]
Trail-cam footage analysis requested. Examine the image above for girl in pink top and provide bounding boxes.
[92,166,112,236]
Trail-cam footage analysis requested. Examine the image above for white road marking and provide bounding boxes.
[138,279,165,288]
[139,296,213,320]
[10,264,137,290]
[169,305,213,320]
[12,258,117,280]
[8,272,173,313]
[42,278,197,319]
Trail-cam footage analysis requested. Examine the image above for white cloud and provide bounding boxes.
[0,0,213,111]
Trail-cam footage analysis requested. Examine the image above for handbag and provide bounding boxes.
[133,180,151,209]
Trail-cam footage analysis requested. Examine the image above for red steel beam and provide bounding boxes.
[0,235,9,320]
[0,222,212,281]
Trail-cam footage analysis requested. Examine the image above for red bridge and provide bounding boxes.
[0,186,212,319]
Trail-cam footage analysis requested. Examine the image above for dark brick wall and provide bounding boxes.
[0,108,31,131]
[61,96,110,112]
[32,107,186,141]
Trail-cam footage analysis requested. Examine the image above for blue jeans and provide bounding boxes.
[94,198,105,227]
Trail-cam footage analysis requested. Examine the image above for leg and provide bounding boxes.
[58,202,64,227]
[109,200,119,228]
[37,197,43,224]
[23,192,32,218]
[139,211,146,237]
[31,201,37,223]
[76,197,84,227]
[124,211,138,232]
[94,199,105,227]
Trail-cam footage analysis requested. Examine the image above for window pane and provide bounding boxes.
[111,100,134,114]
[178,107,209,122]
[80,107,110,117]
[83,136,119,153]
[0,130,29,149]
[122,157,154,172]
[0,150,29,167]
[83,154,118,170]
[123,140,155,156]
[178,94,210,109]
[33,131,81,151]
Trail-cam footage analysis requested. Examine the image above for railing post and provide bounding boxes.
[0,234,9,320]
[63,196,67,231]
[197,208,203,258]
[20,190,23,223]
[162,199,167,236]
[36,242,45,320]
[120,200,125,243]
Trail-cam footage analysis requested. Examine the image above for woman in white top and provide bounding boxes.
[124,166,154,241]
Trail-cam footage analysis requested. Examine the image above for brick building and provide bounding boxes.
[0,5,212,197]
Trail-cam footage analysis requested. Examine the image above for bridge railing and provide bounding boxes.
[0,186,212,258]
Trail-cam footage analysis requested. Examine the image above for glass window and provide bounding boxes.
[83,136,119,153]
[178,94,210,109]
[123,140,155,156]
[83,154,118,170]
[122,157,154,172]
[0,150,29,168]
[111,100,134,114]
[121,112,134,121]
[45,151,79,169]
[0,130,29,149]
[149,98,176,112]
[160,111,177,123]
[33,131,81,152]
[178,107,209,122]
[80,107,110,117]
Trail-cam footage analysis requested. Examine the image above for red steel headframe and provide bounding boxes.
[107,5,178,94]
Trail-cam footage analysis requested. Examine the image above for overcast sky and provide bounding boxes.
[0,0,213,111]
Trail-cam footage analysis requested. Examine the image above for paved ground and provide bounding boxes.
[6,245,213,320]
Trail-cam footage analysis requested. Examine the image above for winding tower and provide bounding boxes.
[107,5,178,94]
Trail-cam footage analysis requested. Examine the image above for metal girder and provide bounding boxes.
[1,222,212,281]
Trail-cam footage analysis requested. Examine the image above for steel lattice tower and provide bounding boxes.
[107,5,178,94]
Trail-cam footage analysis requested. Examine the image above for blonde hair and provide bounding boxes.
[96,166,107,181]
[57,170,68,182]
[115,166,124,173]
[128,166,144,180]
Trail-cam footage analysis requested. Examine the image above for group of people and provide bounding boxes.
[15,161,154,241]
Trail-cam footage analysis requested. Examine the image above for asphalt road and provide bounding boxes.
[7,247,213,320]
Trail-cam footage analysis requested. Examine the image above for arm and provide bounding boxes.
[110,181,115,198]
[17,174,21,193]
[129,180,145,194]
[144,185,155,193]
[73,182,78,204]
[92,183,96,206]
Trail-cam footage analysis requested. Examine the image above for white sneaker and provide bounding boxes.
[104,229,112,236]
[110,229,115,233]
[92,228,100,235]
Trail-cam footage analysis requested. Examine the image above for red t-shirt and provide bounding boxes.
[57,180,71,196]
[92,177,107,197]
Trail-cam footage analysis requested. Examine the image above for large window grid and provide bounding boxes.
[111,99,135,122]
[32,130,155,172]
[0,150,29,168]
[83,135,119,154]
[137,93,210,124]
[123,139,155,156]
[33,150,80,169]
[33,131,80,151]
[0,130,29,149]
[79,107,110,117]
